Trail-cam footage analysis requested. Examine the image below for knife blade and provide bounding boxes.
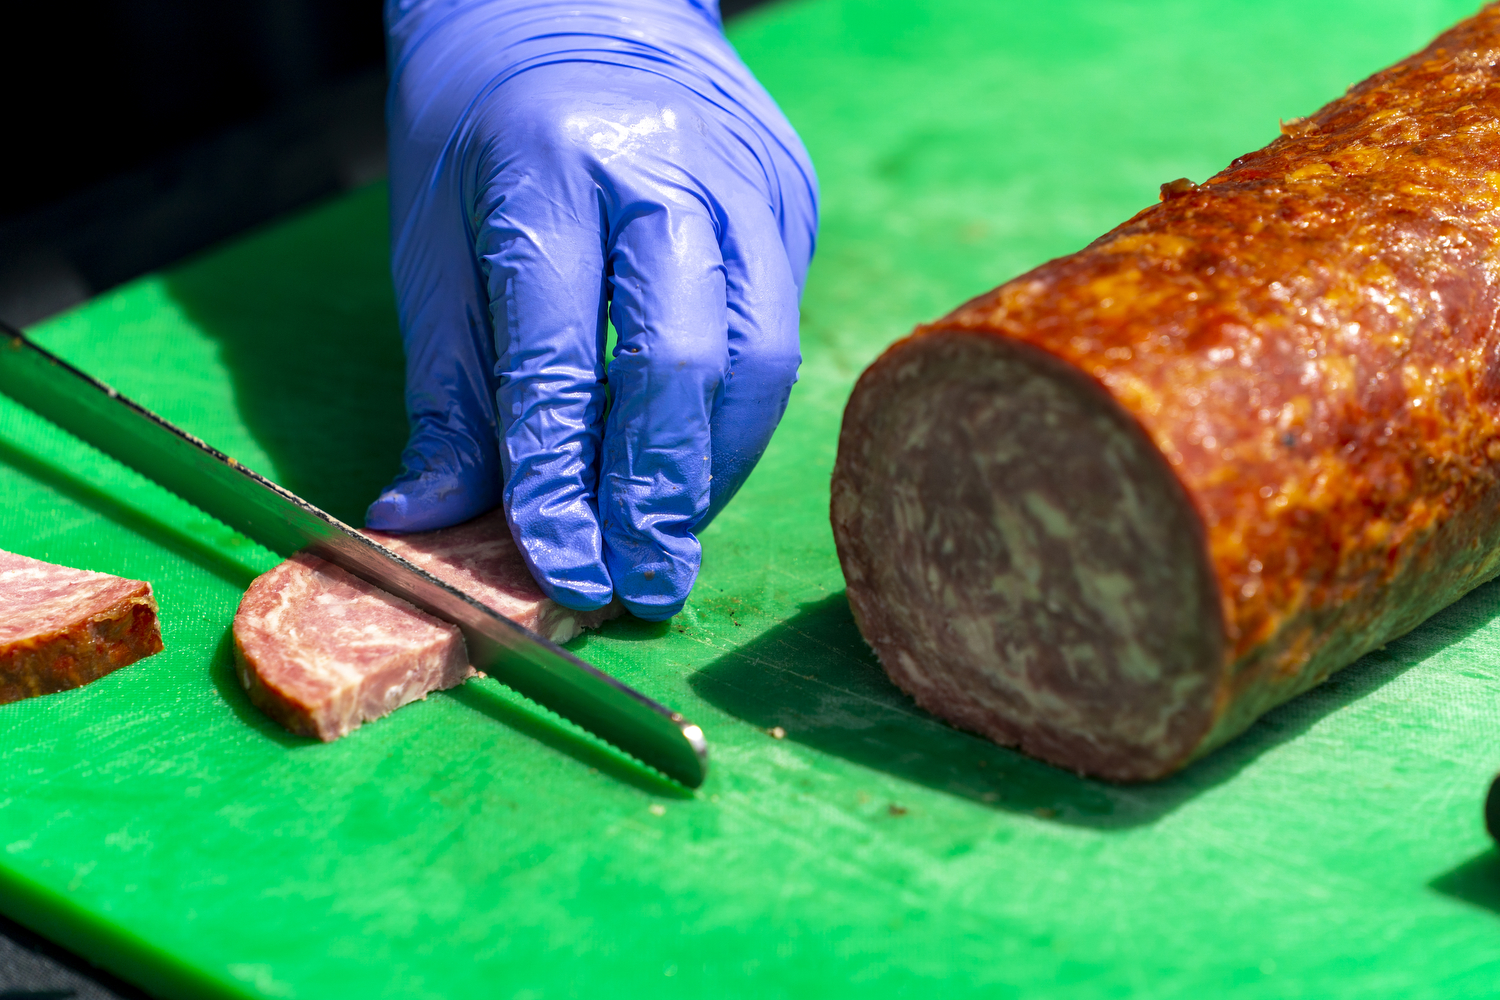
[0,325,708,788]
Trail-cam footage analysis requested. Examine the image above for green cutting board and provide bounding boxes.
[3,0,1498,996]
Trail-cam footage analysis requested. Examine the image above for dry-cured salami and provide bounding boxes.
[0,550,163,704]
[234,510,621,740]
[832,6,1500,780]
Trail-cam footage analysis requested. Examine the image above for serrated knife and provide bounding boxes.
[0,324,708,788]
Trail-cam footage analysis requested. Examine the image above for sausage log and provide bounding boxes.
[831,6,1500,781]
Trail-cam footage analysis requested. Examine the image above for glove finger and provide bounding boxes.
[703,195,802,528]
[601,199,729,621]
[367,130,503,533]
[474,119,613,612]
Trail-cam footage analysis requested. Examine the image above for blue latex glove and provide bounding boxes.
[366,0,817,621]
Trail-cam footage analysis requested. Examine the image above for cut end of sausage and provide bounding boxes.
[831,332,1226,782]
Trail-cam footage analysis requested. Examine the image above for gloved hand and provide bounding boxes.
[366,0,817,621]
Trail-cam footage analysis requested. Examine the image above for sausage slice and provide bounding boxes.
[233,510,621,740]
[0,550,163,704]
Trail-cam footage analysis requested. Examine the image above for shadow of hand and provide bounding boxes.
[163,185,409,527]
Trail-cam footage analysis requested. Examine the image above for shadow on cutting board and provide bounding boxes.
[0,437,260,589]
[446,682,694,798]
[1430,849,1500,916]
[692,583,1500,830]
[163,185,410,529]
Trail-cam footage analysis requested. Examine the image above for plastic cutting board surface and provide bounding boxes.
[2,1,1499,996]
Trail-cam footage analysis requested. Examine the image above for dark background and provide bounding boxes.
[6,0,385,220]
[0,0,765,996]
[0,0,767,328]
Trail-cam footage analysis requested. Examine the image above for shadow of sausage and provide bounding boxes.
[1429,848,1500,916]
[689,584,1499,829]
